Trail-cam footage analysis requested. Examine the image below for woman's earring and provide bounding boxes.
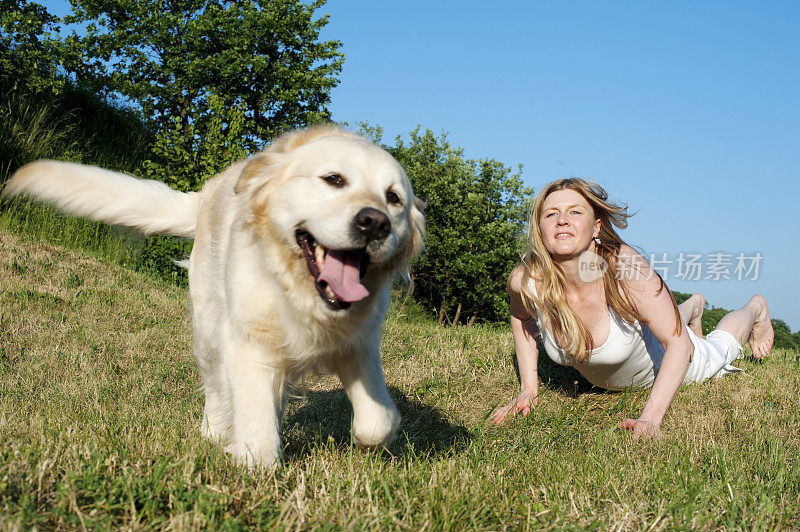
[594,237,601,245]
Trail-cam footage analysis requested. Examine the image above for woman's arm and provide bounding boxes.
[491,266,541,424]
[616,246,694,437]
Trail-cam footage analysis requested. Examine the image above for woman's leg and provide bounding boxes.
[678,293,705,337]
[713,295,773,358]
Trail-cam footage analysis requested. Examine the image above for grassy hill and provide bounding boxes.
[1,226,798,529]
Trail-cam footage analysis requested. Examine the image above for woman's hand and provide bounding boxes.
[490,390,538,425]
[617,418,662,438]
[494,268,541,426]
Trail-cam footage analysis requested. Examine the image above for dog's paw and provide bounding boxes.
[352,406,401,448]
[226,440,282,470]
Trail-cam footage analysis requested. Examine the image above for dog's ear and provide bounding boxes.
[396,195,426,284]
[408,196,426,258]
[234,152,283,194]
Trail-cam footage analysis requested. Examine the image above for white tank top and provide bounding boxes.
[529,279,665,389]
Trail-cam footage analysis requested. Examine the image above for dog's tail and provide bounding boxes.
[2,160,200,238]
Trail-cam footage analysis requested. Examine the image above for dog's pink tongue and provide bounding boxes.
[318,250,369,303]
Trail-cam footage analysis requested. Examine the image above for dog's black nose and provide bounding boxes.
[355,207,391,242]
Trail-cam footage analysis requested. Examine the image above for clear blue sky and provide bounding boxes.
[42,0,800,329]
[317,0,800,330]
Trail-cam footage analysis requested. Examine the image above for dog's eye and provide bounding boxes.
[386,190,402,206]
[322,173,346,188]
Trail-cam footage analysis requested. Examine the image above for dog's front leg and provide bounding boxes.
[225,338,284,468]
[331,346,400,448]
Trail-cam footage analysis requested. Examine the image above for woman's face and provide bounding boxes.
[538,188,601,259]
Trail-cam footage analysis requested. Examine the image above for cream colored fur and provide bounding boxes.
[3,125,426,467]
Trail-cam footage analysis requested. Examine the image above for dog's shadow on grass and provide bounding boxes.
[282,387,471,460]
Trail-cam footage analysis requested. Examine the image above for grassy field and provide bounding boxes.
[1,226,798,530]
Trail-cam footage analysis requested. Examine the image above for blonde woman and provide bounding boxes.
[491,178,774,436]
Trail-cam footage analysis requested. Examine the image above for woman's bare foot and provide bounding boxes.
[748,295,774,359]
[688,294,705,337]
[679,293,705,337]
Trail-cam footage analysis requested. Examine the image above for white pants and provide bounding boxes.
[683,328,745,384]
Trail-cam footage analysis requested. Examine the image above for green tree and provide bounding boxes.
[0,0,64,92]
[388,127,533,324]
[63,0,344,149]
[1,1,153,177]
[141,93,247,191]
[772,319,800,352]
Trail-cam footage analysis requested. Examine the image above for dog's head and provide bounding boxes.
[234,125,425,311]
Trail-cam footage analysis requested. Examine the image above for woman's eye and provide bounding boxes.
[322,173,346,188]
[386,190,402,205]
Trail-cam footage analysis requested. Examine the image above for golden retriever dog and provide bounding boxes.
[3,125,426,467]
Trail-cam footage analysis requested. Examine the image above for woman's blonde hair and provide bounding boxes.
[519,178,680,362]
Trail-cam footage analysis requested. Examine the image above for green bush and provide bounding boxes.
[388,127,533,324]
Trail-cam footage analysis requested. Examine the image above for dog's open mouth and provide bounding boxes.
[296,229,370,310]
